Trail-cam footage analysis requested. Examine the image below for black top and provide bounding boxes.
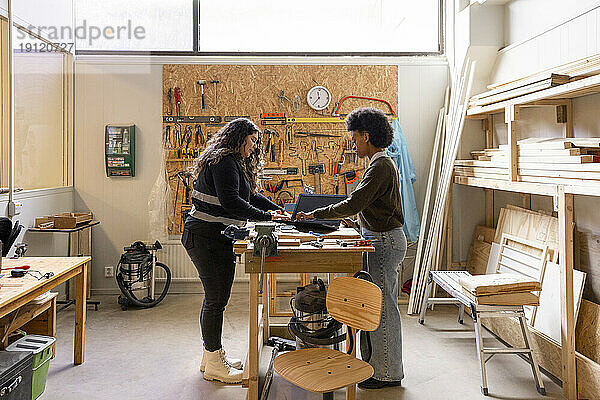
[184,154,281,235]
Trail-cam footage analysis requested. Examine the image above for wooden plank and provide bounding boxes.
[248,273,259,400]
[506,105,519,181]
[520,169,600,180]
[244,252,363,274]
[558,188,576,400]
[482,73,571,95]
[490,155,598,164]
[576,299,600,364]
[74,262,86,365]
[467,73,600,116]
[453,175,557,196]
[469,78,558,107]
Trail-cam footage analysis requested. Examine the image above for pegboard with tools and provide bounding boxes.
[162,64,398,234]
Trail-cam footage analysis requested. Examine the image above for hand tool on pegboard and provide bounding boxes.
[275,190,295,208]
[294,131,342,138]
[308,164,325,193]
[299,141,309,175]
[265,180,284,194]
[165,125,172,148]
[278,90,293,111]
[331,155,345,194]
[196,80,207,109]
[194,124,204,146]
[331,95,396,117]
[262,167,298,175]
[183,125,193,149]
[210,80,220,108]
[282,178,303,188]
[285,125,293,145]
[341,170,359,195]
[173,87,182,116]
[224,115,250,122]
[166,88,173,115]
[264,129,279,162]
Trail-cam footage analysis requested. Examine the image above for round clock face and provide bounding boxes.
[307,86,331,111]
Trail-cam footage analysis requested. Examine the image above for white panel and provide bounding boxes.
[533,261,585,343]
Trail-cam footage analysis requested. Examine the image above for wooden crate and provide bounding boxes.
[53,212,93,229]
[34,216,54,229]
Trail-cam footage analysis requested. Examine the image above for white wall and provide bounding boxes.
[74,56,449,293]
[1,187,74,256]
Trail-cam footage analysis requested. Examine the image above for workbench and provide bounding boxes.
[0,257,89,365]
[234,227,374,400]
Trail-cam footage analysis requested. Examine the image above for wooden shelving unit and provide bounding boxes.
[454,72,600,399]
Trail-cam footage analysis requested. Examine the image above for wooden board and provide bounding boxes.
[575,230,600,304]
[466,239,491,275]
[575,299,600,364]
[473,225,496,244]
[533,261,586,343]
[494,206,558,262]
[162,64,398,234]
[458,273,541,296]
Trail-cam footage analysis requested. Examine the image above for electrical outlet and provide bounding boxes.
[104,266,114,278]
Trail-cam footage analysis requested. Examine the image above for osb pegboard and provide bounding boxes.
[163,64,398,234]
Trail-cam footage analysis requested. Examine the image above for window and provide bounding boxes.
[199,0,441,54]
[75,0,194,51]
[75,0,442,55]
[1,19,73,190]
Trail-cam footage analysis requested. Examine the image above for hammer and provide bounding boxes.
[261,337,296,400]
[196,80,206,109]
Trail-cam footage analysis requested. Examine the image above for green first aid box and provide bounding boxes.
[105,124,136,177]
[6,335,55,400]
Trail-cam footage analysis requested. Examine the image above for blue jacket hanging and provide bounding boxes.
[386,119,421,242]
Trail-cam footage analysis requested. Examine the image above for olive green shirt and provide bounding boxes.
[313,152,404,232]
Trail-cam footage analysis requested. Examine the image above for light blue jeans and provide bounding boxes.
[360,226,407,381]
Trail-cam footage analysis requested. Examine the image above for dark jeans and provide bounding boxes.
[182,226,235,352]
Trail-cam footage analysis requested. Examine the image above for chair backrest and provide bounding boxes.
[0,218,22,256]
[326,276,382,332]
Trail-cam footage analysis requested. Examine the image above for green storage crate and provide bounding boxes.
[6,335,55,400]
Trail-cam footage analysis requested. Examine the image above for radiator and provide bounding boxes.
[155,240,248,282]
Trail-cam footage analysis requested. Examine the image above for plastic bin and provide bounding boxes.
[0,350,33,399]
[6,335,55,400]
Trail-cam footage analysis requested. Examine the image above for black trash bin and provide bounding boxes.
[0,351,33,399]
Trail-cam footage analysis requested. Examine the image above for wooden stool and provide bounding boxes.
[274,276,382,400]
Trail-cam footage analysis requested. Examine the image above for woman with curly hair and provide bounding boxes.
[297,107,406,390]
[182,118,288,384]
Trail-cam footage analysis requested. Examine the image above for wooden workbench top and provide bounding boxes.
[234,227,371,255]
[0,257,91,305]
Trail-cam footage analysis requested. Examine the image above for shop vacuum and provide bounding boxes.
[116,240,171,310]
[288,271,374,357]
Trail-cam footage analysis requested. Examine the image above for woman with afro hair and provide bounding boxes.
[297,107,406,390]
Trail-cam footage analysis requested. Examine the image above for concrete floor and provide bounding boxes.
[43,293,563,400]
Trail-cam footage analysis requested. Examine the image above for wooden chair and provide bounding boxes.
[273,276,382,400]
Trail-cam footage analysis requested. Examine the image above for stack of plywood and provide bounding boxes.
[455,137,600,187]
[459,273,541,306]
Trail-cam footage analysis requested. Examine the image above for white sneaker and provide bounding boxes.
[202,348,243,384]
[200,348,243,372]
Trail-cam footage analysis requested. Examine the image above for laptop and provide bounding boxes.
[287,193,347,233]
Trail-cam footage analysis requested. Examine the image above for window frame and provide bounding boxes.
[75,0,445,56]
[1,16,74,191]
